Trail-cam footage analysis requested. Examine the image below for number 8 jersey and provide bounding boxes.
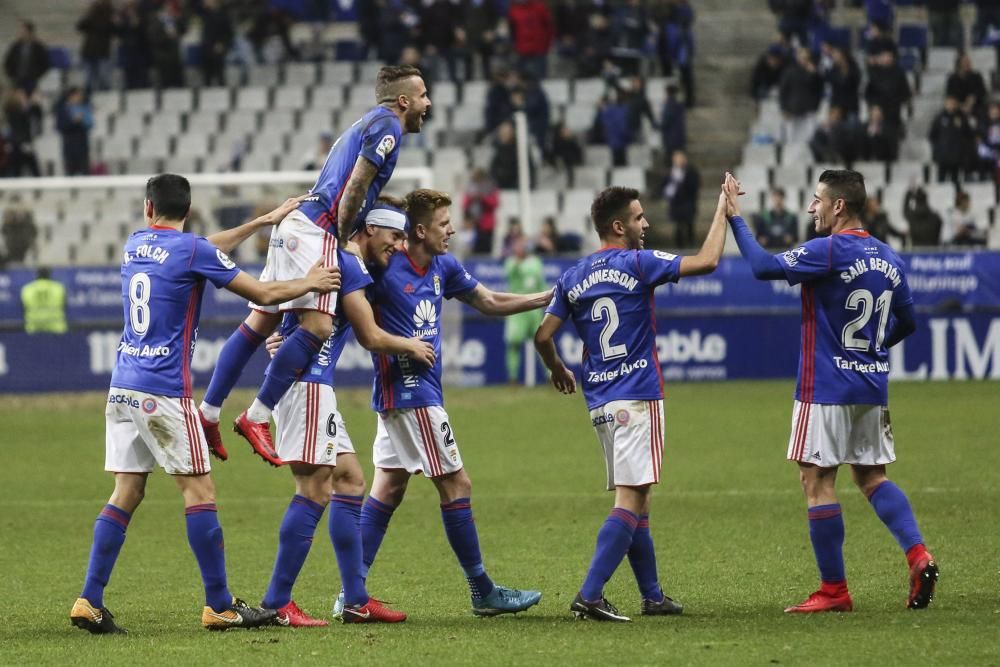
[776,229,913,405]
[547,247,682,410]
[111,226,240,398]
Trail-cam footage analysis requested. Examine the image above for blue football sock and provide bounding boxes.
[868,481,925,553]
[203,323,265,409]
[807,504,846,585]
[80,504,131,608]
[360,496,396,580]
[440,498,494,599]
[580,508,639,601]
[256,328,323,411]
[329,494,369,607]
[627,514,663,601]
[185,504,233,613]
[262,495,325,609]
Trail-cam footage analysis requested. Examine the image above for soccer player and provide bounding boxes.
[533,181,731,622]
[724,169,938,613]
[334,188,550,618]
[198,64,431,466]
[259,202,435,626]
[70,174,340,634]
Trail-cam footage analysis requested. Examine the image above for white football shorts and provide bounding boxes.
[251,209,339,315]
[273,381,354,466]
[787,400,896,467]
[105,388,211,475]
[589,399,664,491]
[372,406,463,478]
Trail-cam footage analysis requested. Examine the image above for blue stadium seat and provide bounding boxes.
[899,24,929,70]
[334,40,363,62]
[48,47,72,70]
[184,44,203,67]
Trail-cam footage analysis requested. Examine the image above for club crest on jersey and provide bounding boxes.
[141,398,157,414]
[615,409,631,426]
[404,283,415,294]
[433,275,441,295]
[375,134,396,158]
[286,237,299,252]
[216,249,236,269]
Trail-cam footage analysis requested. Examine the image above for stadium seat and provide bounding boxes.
[140,133,172,160]
[888,162,927,185]
[739,163,772,193]
[396,146,429,168]
[461,81,489,108]
[853,161,887,190]
[319,61,355,86]
[161,88,194,113]
[562,105,594,133]
[780,142,810,166]
[311,85,347,112]
[610,166,644,189]
[185,110,222,134]
[432,81,458,108]
[626,145,654,169]
[529,190,559,228]
[926,47,957,72]
[357,61,382,85]
[198,87,232,112]
[261,109,297,134]
[573,166,608,190]
[248,64,281,87]
[541,80,570,105]
[147,111,182,138]
[584,145,613,166]
[47,47,73,70]
[237,87,271,112]
[899,25,929,68]
[112,112,147,139]
[573,78,607,106]
[90,91,121,115]
[125,89,157,114]
[743,142,776,167]
[284,62,317,86]
[99,135,135,161]
[226,110,260,135]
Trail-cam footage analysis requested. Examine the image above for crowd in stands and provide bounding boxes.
[746,0,1000,248]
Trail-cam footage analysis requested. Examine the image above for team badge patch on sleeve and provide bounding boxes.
[216,249,236,269]
[375,134,396,158]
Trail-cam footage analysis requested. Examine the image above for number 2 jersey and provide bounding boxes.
[369,251,479,412]
[298,106,401,236]
[547,247,683,410]
[271,249,374,388]
[110,226,240,397]
[776,229,913,405]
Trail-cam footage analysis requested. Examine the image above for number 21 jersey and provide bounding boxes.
[776,229,913,405]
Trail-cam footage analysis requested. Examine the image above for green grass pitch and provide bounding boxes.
[2,381,999,665]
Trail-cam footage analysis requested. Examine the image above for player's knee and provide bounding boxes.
[245,309,278,337]
[332,472,365,497]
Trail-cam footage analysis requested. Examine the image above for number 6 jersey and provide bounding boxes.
[776,229,913,405]
[111,226,240,397]
[547,247,682,410]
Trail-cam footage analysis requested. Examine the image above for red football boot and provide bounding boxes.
[906,547,939,610]
[784,587,853,613]
[233,411,283,467]
[272,601,329,627]
[341,597,407,624]
[198,409,228,461]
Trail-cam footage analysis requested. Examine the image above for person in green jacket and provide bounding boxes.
[503,236,546,382]
[21,267,67,333]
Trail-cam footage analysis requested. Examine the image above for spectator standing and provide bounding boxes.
[20,268,67,334]
[943,190,987,245]
[904,186,944,246]
[56,88,94,176]
[610,0,650,75]
[503,236,546,383]
[199,0,234,86]
[863,197,907,246]
[769,0,812,46]
[577,13,614,78]
[118,0,151,89]
[512,72,550,152]
[483,68,514,138]
[864,50,911,132]
[660,83,686,157]
[927,0,963,48]
[595,93,631,167]
[356,0,380,60]
[751,43,789,102]
[862,104,900,162]
[1,195,38,264]
[810,105,860,165]
[621,76,658,137]
[658,0,695,107]
[929,95,977,183]
[148,5,186,88]
[2,89,42,177]
[553,0,598,60]
[507,0,555,80]
[753,187,800,248]
[463,168,500,255]
[460,0,500,80]
[946,53,988,120]
[662,149,700,248]
[418,0,461,84]
[535,217,582,254]
[490,121,534,188]
[823,44,861,118]
[550,122,583,179]
[977,101,1000,177]
[77,0,117,94]
[779,47,824,143]
[301,132,334,171]
[3,21,50,94]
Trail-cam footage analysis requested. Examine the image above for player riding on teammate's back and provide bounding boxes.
[197,65,431,466]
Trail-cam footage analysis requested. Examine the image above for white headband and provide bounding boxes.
[365,207,408,232]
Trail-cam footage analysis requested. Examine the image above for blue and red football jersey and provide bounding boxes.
[369,251,479,411]
[111,226,240,397]
[272,249,374,388]
[776,230,913,405]
[299,107,401,236]
[547,247,682,410]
